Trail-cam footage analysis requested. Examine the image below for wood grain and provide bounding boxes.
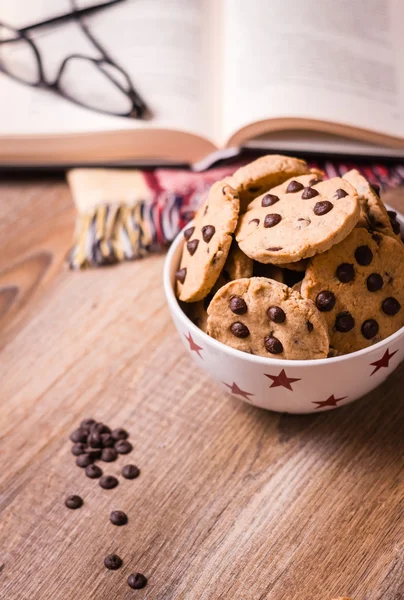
[0,178,403,600]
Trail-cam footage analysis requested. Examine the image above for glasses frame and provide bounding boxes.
[0,0,148,119]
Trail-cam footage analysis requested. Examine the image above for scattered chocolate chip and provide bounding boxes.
[183,226,195,241]
[112,428,129,441]
[382,297,401,316]
[355,245,373,266]
[370,183,381,196]
[87,449,102,461]
[248,185,261,193]
[71,443,86,456]
[127,573,148,590]
[115,440,133,455]
[102,447,118,462]
[80,418,96,429]
[335,188,348,199]
[261,194,280,207]
[361,319,379,339]
[99,475,119,490]
[104,554,123,570]
[65,495,83,509]
[230,322,250,338]
[229,296,247,315]
[335,312,355,333]
[70,428,88,444]
[266,246,283,251]
[248,218,260,226]
[313,200,333,216]
[306,321,314,333]
[122,464,140,479]
[336,263,355,283]
[85,464,103,479]
[201,225,215,243]
[264,335,283,354]
[267,306,286,323]
[88,431,103,448]
[367,273,383,292]
[92,423,111,434]
[76,453,94,468]
[110,510,128,526]
[100,433,115,448]
[264,213,282,228]
[175,268,187,284]
[286,180,304,193]
[302,187,319,200]
[187,239,199,256]
[316,291,336,312]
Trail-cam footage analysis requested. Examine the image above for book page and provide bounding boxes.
[0,0,215,141]
[220,0,404,145]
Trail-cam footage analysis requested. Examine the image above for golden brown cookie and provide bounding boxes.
[236,174,360,265]
[176,181,239,302]
[301,228,404,354]
[207,277,329,359]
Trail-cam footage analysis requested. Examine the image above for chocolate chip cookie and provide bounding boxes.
[236,174,360,265]
[176,181,239,302]
[343,169,402,241]
[207,277,329,359]
[301,228,404,354]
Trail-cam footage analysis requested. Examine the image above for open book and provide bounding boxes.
[1,0,404,170]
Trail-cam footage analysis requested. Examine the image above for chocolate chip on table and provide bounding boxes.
[335,312,355,333]
[261,194,279,207]
[370,183,381,196]
[175,268,187,284]
[230,322,250,338]
[76,453,94,468]
[316,290,336,312]
[267,306,286,323]
[101,447,118,462]
[71,443,86,456]
[101,433,115,448]
[70,428,89,444]
[264,335,283,354]
[301,187,319,200]
[335,188,348,199]
[92,423,111,434]
[88,431,103,448]
[85,464,103,479]
[99,475,119,490]
[229,296,248,315]
[112,428,129,441]
[264,213,282,228]
[361,319,379,339]
[65,495,83,509]
[355,245,373,266]
[201,225,215,243]
[122,465,140,480]
[183,226,195,241]
[187,239,199,256]
[286,180,304,193]
[110,510,128,526]
[80,418,96,429]
[313,201,333,216]
[87,449,102,461]
[336,263,355,283]
[382,297,401,316]
[249,218,260,226]
[128,573,148,590]
[366,273,383,292]
[104,554,123,570]
[115,440,133,455]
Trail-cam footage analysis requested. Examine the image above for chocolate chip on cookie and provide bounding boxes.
[230,322,250,338]
[229,296,248,315]
[336,263,355,283]
[261,194,280,207]
[302,187,319,200]
[264,214,282,228]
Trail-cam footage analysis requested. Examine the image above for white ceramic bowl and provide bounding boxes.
[164,209,404,414]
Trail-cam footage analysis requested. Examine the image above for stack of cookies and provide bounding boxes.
[175,155,404,359]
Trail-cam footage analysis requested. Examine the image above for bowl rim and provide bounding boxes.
[164,205,404,368]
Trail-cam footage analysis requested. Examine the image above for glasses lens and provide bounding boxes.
[0,25,40,84]
[58,57,132,115]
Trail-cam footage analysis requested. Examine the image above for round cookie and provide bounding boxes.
[207,277,329,360]
[176,181,239,302]
[343,169,402,242]
[228,154,314,212]
[300,228,404,354]
[236,174,360,265]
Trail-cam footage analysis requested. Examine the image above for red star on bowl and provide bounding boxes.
[369,348,398,376]
[223,381,254,402]
[265,369,301,391]
[184,332,203,359]
[313,394,347,410]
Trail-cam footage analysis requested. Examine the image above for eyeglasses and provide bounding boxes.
[0,0,149,119]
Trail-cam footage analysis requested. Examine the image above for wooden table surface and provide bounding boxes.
[0,178,403,600]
